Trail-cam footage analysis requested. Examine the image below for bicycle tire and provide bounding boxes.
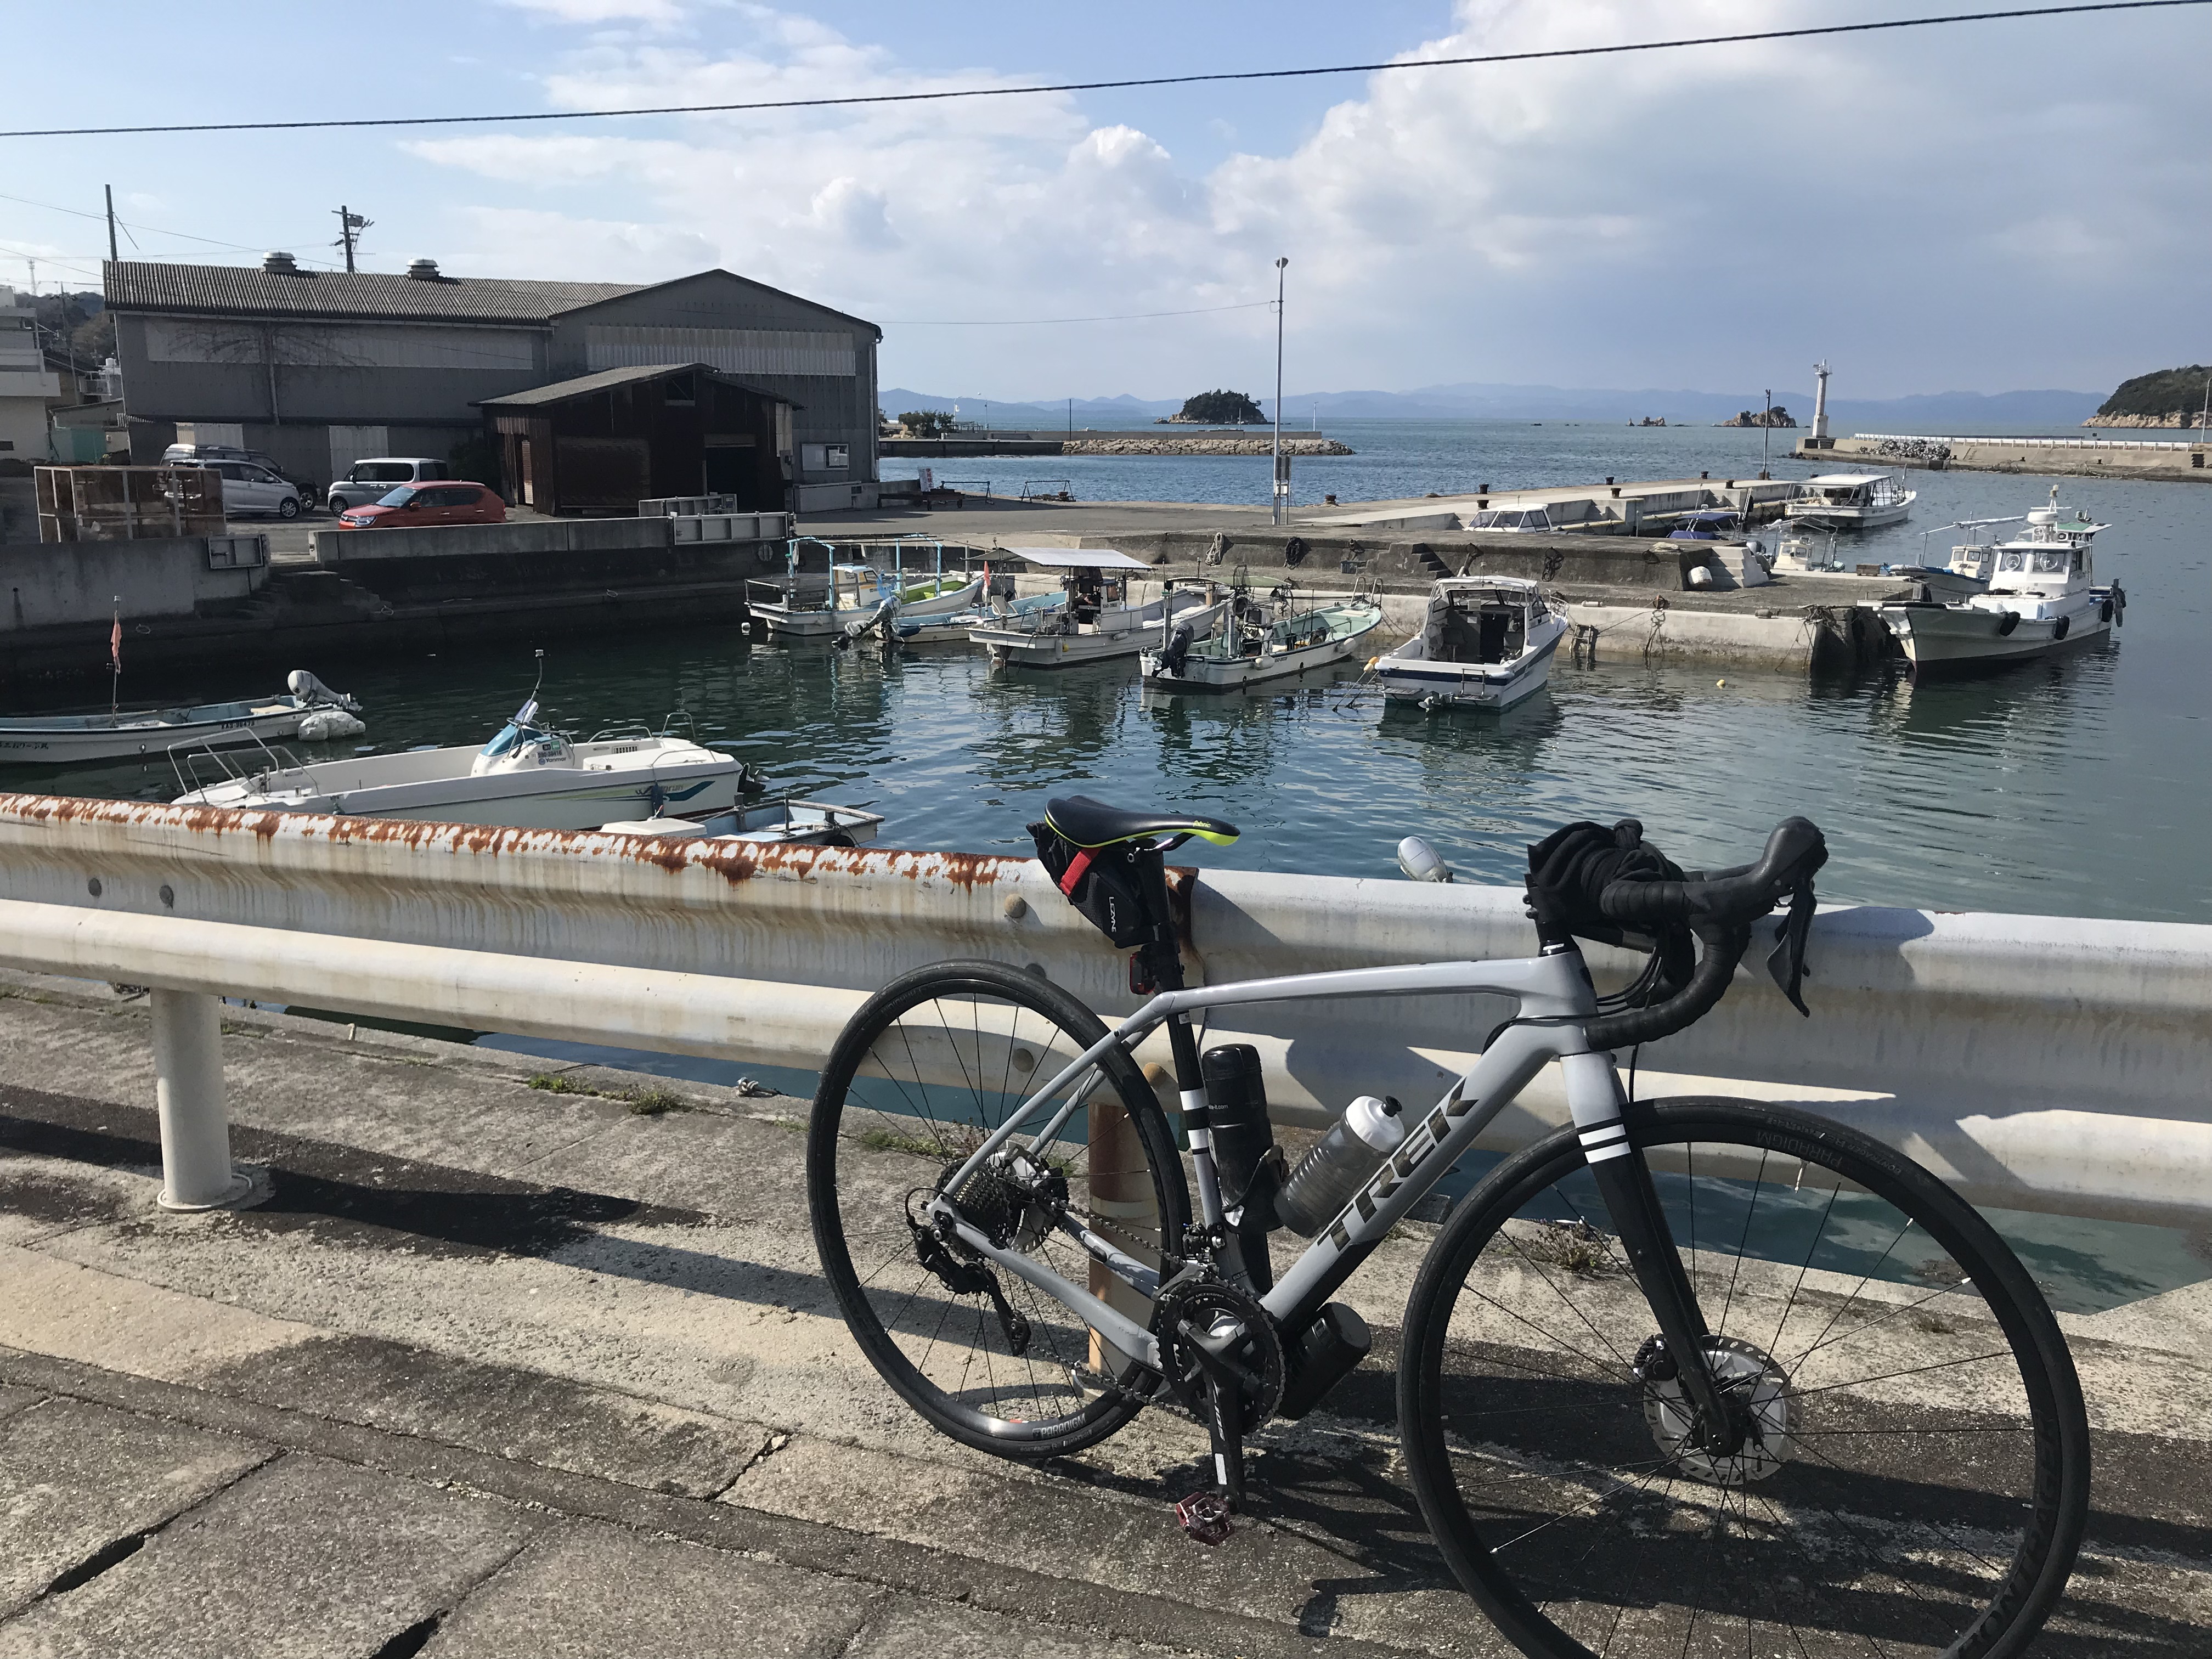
[1398,1097,2089,1659]
[808,958,1191,1459]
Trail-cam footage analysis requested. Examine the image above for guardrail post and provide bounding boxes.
[149,989,253,1211]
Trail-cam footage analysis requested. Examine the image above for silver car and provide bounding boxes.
[326,457,449,516]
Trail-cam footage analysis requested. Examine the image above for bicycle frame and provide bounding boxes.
[926,947,1639,1374]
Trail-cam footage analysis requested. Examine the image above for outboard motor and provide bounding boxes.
[1158,623,1195,676]
[286,668,356,710]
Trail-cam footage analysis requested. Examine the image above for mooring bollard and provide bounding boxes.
[1087,1080,1160,1379]
[148,988,253,1210]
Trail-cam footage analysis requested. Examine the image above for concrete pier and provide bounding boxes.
[1799,432,2210,482]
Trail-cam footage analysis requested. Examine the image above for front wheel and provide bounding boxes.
[1398,1097,2088,1659]
[277,495,302,520]
[808,959,1190,1459]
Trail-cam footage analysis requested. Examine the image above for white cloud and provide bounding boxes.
[500,0,689,25]
[408,0,2212,397]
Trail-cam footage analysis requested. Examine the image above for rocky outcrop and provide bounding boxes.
[2083,412,2208,428]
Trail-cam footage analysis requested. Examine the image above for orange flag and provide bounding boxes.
[110,611,121,672]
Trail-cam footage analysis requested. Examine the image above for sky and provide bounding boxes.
[2,0,2205,405]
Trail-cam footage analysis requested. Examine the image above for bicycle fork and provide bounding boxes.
[1564,1053,1734,1448]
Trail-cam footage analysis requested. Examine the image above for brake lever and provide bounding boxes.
[1765,884,1817,1016]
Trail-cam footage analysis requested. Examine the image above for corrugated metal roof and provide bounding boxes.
[103,260,641,324]
[474,362,798,408]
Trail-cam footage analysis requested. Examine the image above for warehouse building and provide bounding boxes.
[102,256,882,510]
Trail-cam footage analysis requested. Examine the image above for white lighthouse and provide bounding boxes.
[1810,362,1832,447]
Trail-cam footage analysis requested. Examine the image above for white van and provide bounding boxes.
[327,457,449,516]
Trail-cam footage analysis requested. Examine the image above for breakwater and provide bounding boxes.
[881,433,1352,458]
[1799,433,2208,482]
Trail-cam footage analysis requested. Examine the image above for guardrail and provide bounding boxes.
[1850,432,2208,451]
[0,793,2206,1227]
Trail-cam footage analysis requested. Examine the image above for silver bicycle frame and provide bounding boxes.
[924,951,1634,1371]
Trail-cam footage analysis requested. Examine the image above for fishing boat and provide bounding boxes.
[170,699,759,830]
[1877,487,2123,677]
[895,586,1064,644]
[968,549,1227,669]
[747,539,985,642]
[0,670,363,768]
[1784,472,1916,531]
[596,797,884,848]
[1140,581,1385,692]
[1370,577,1568,711]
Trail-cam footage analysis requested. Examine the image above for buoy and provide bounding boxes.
[1716,679,1726,688]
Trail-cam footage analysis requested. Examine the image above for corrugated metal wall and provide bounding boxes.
[582,325,857,377]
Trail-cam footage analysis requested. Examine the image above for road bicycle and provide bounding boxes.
[806,798,2089,1658]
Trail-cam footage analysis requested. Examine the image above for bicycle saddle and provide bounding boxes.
[1044,795,1240,849]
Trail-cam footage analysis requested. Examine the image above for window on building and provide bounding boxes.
[664,374,696,405]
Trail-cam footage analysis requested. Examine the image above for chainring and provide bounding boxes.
[1154,1278,1284,1434]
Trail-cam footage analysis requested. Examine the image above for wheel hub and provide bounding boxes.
[1641,1334,1797,1486]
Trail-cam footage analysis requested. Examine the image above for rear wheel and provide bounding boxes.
[1398,1098,2088,1659]
[808,959,1189,1459]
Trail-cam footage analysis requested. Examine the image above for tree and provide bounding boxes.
[1177,390,1266,425]
[896,410,958,438]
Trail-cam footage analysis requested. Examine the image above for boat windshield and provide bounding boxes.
[2032,549,2069,575]
[1999,551,2028,573]
[478,723,534,759]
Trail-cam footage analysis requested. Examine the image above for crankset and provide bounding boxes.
[1154,1278,1285,1537]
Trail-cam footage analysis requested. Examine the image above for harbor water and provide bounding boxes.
[13,425,2205,1313]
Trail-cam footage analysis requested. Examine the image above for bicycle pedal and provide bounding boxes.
[1174,1491,1234,1545]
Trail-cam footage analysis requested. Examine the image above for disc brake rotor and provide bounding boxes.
[1642,1333,1797,1486]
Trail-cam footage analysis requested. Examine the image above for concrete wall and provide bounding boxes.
[0,537,267,630]
[307,514,789,597]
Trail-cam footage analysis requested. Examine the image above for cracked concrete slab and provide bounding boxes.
[423,1521,879,1658]
[0,1453,541,1659]
[0,1398,270,1621]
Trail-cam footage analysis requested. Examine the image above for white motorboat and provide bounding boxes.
[1878,487,2123,678]
[1371,577,1568,710]
[969,549,1227,669]
[171,699,759,829]
[596,797,884,848]
[0,670,362,767]
[749,539,985,642]
[896,587,1064,644]
[1784,472,1916,531]
[1141,583,1385,693]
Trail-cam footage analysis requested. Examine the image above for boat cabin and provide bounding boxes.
[1002,547,1148,630]
[1668,510,1741,541]
[1423,579,1547,665]
[1470,506,1554,533]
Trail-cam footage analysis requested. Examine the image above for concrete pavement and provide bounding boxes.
[1,972,2207,1656]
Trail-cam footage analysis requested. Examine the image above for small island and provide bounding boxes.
[1718,407,1796,428]
[1163,389,1269,426]
[2084,365,2211,428]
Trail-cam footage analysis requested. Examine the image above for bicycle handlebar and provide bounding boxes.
[1576,817,1827,1052]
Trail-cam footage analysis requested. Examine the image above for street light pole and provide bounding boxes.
[1272,256,1288,526]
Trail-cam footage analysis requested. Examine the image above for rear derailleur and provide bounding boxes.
[906,1192,1030,1357]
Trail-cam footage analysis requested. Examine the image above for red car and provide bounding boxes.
[336,481,506,529]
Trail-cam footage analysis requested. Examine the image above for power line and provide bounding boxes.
[878,300,1276,326]
[0,187,336,262]
[0,2,2198,139]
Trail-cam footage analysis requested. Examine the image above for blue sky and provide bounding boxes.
[3,1,2205,404]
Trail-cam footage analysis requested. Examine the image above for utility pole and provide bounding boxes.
[1271,256,1288,526]
[332,205,370,273]
[1760,388,1773,479]
[104,185,118,263]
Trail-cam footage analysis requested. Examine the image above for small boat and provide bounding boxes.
[171,699,759,830]
[749,539,985,642]
[0,670,362,767]
[1470,505,1556,533]
[596,797,884,848]
[1784,472,1916,531]
[896,587,1064,644]
[1877,487,2123,678]
[1141,581,1385,693]
[1371,577,1568,711]
[969,549,1228,669]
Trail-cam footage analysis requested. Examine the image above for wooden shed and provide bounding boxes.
[477,363,796,517]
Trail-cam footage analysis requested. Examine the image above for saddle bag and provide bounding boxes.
[1028,822,1162,949]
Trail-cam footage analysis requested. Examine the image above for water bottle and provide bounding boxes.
[1276,1096,1406,1237]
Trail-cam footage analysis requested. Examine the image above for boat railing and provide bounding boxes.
[167,729,313,800]
[584,724,658,744]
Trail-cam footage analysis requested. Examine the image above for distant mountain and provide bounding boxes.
[882,383,2105,428]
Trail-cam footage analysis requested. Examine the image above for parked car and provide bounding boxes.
[163,442,287,473]
[326,457,449,516]
[204,458,306,520]
[335,481,506,529]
